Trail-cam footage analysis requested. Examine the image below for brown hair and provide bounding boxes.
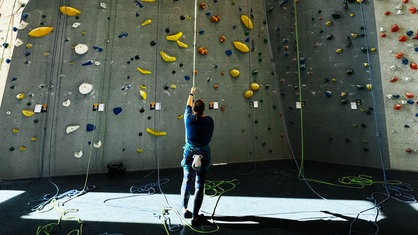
[193,99,205,117]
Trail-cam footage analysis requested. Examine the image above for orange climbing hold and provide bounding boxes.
[210,15,221,23]
[219,35,226,43]
[197,47,208,55]
[199,2,206,9]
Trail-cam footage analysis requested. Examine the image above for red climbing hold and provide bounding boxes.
[409,6,417,14]
[399,35,407,42]
[410,62,418,69]
[380,33,387,38]
[391,24,400,32]
[406,92,415,98]
[405,147,413,153]
[390,76,398,82]
[393,104,402,110]
[384,11,391,16]
[395,52,404,59]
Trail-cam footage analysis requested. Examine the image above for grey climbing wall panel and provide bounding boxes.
[0,0,290,179]
[265,0,390,170]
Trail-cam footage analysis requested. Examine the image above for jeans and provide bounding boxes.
[180,144,210,217]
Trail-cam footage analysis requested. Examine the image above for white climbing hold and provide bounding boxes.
[72,22,81,28]
[100,2,107,8]
[62,99,71,107]
[6,110,11,115]
[93,140,102,148]
[397,10,404,15]
[66,125,80,134]
[74,150,83,158]
[79,82,93,94]
[15,38,23,47]
[395,4,403,10]
[379,27,386,32]
[18,21,28,30]
[75,43,88,55]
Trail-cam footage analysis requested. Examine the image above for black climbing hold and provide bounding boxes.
[179,63,183,67]
[165,28,170,33]
[34,119,39,123]
[134,55,140,60]
[150,40,156,46]
[147,116,152,120]
[163,84,169,90]
[27,102,31,106]
[346,68,354,75]
[172,70,176,74]
[361,124,367,128]
[326,35,333,40]
[9,147,14,151]
[254,120,258,124]
[88,141,91,145]
[332,13,341,19]
[138,132,143,136]
[139,108,145,113]
[180,15,185,20]
[360,46,368,52]
[356,85,365,90]
[340,98,348,104]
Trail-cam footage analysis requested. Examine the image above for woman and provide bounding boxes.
[180,87,214,225]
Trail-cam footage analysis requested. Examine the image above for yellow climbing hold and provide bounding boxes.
[28,27,54,37]
[141,19,152,26]
[371,48,376,52]
[176,40,188,48]
[250,82,260,91]
[136,148,144,153]
[160,51,176,62]
[26,44,32,48]
[19,146,26,151]
[137,67,152,74]
[170,84,177,89]
[12,128,19,133]
[22,110,35,117]
[325,21,332,26]
[350,12,355,17]
[230,69,240,78]
[233,41,250,53]
[336,48,342,54]
[244,90,254,99]
[177,114,184,119]
[366,84,372,90]
[364,63,369,67]
[142,0,156,2]
[59,6,81,16]
[240,14,253,29]
[140,90,147,100]
[16,93,25,99]
[31,136,38,142]
[166,32,183,41]
[140,84,147,89]
[146,128,167,136]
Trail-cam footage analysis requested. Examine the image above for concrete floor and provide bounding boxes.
[1,160,417,235]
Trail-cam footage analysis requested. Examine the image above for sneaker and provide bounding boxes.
[183,210,192,219]
[191,214,207,226]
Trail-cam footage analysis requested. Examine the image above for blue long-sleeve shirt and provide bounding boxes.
[184,105,214,146]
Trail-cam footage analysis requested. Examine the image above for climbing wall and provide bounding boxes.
[0,0,290,179]
[374,0,418,171]
[265,0,390,170]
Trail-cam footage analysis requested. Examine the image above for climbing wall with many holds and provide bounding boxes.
[374,0,418,171]
[0,0,291,179]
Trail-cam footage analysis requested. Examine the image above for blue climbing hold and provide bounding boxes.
[184,75,191,81]
[324,91,332,97]
[113,107,123,115]
[86,124,96,132]
[82,60,94,66]
[407,30,414,36]
[118,32,128,38]
[402,58,409,65]
[393,94,400,98]
[407,99,414,104]
[199,29,205,35]
[225,50,232,56]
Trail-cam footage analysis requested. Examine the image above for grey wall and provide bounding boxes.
[1,0,290,179]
